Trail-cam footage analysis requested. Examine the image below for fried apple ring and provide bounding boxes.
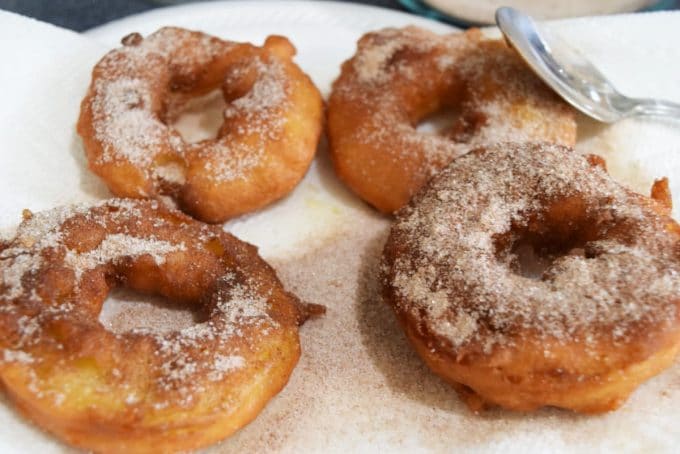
[328,27,576,213]
[0,199,320,452]
[382,142,680,413]
[78,27,323,223]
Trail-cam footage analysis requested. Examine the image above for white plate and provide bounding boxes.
[1,2,680,453]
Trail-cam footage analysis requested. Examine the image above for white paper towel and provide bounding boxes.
[0,5,679,453]
[0,10,110,236]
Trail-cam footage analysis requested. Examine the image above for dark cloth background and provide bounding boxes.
[0,0,404,31]
[1,0,677,32]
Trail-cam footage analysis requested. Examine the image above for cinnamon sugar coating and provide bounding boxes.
[0,199,314,452]
[328,27,576,213]
[78,27,323,223]
[382,142,680,413]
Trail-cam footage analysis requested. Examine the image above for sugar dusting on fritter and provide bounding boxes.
[201,56,291,182]
[91,77,169,168]
[149,275,272,407]
[0,200,287,409]
[332,26,575,181]
[88,27,292,188]
[0,199,146,300]
[90,27,230,172]
[385,142,680,351]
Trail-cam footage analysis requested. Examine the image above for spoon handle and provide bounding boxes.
[630,99,680,120]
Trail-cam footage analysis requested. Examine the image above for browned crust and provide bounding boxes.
[0,199,312,452]
[381,144,680,413]
[651,177,673,213]
[327,27,576,213]
[77,27,323,223]
[388,298,680,413]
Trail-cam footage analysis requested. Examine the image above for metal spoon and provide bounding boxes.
[495,6,680,122]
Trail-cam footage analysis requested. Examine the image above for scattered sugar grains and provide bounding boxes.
[100,290,197,335]
[206,214,680,453]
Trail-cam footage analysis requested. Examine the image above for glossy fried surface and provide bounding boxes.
[382,142,680,413]
[328,27,576,213]
[0,199,313,452]
[78,27,323,223]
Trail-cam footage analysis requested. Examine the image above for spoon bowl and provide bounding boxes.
[496,7,680,122]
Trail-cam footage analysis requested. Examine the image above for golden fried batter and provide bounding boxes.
[0,199,320,452]
[328,27,576,213]
[382,142,680,413]
[78,27,323,223]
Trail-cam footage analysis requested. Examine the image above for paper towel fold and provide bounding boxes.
[0,10,110,235]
